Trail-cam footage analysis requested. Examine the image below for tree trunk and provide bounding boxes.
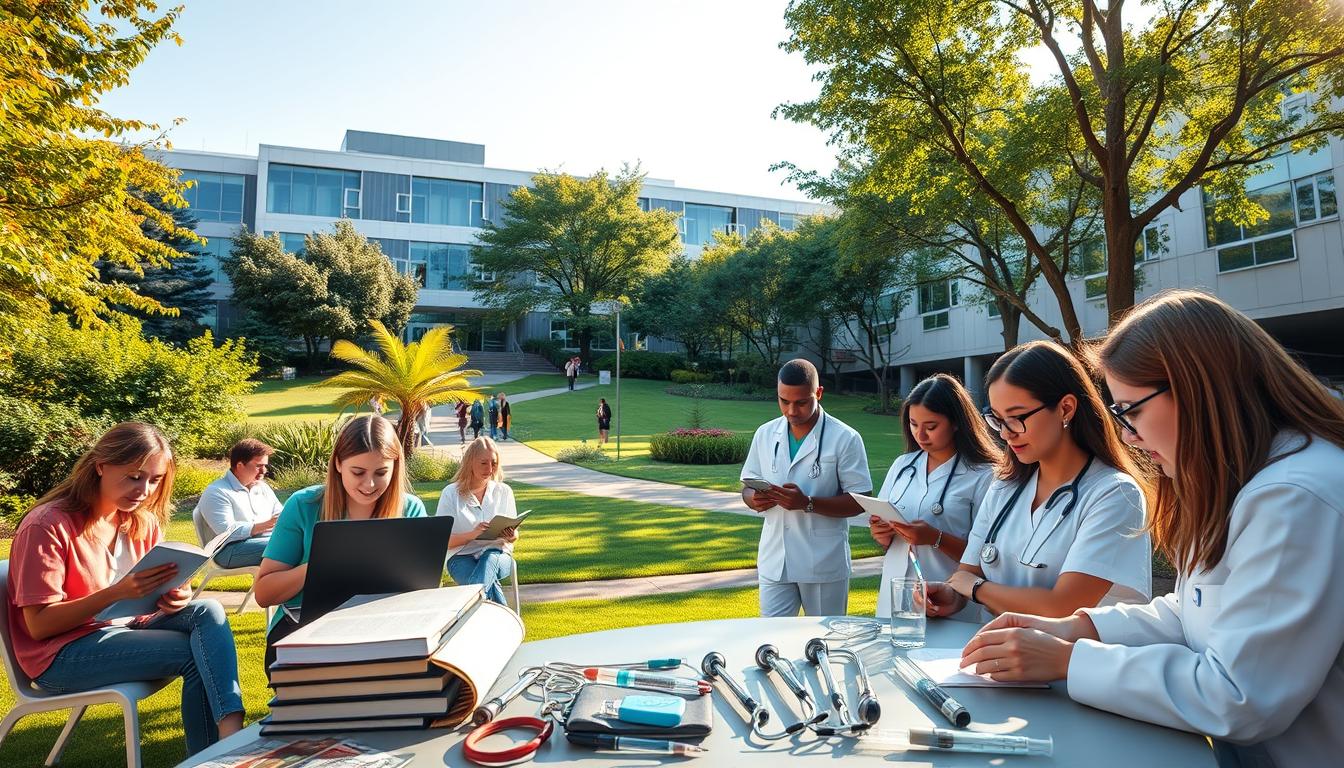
[998,302,1021,351]
[397,403,420,459]
[578,329,594,370]
[1105,220,1140,326]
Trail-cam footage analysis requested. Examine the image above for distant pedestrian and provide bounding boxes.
[597,397,612,444]
[565,356,580,390]
[368,395,384,415]
[455,400,469,444]
[488,397,500,440]
[497,392,512,441]
[417,404,434,448]
[470,398,485,439]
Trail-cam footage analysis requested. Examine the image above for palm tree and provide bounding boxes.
[318,321,481,457]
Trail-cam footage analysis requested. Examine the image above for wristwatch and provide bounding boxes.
[969,577,987,604]
[804,496,815,514]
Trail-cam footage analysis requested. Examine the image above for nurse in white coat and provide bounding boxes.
[871,374,997,620]
[925,340,1152,622]
[960,291,1344,768]
[741,359,872,617]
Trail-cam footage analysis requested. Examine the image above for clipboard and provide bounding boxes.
[849,493,908,523]
[474,510,531,541]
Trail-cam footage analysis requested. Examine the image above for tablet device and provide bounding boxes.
[742,478,773,492]
[295,515,455,626]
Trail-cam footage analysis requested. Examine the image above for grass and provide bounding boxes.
[0,579,881,768]
[519,378,907,492]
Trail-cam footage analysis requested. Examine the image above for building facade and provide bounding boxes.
[162,130,828,355]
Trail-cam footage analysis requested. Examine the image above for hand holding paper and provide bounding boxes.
[849,493,907,523]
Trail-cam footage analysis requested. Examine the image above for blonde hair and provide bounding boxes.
[34,422,176,541]
[452,436,503,496]
[320,415,408,522]
[1091,289,1344,574]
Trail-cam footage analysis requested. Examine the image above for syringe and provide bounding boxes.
[859,727,1053,756]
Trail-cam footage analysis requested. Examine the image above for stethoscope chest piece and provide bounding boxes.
[929,501,944,516]
[980,543,999,565]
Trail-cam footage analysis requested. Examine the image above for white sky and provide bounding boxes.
[99,0,839,201]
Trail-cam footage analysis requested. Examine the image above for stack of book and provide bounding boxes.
[260,585,484,736]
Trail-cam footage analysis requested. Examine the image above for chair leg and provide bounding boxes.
[510,560,521,610]
[237,581,257,615]
[190,569,214,601]
[122,701,142,768]
[44,705,85,766]
[0,707,24,749]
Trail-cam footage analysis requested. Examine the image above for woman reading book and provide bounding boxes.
[5,422,244,755]
[256,415,426,670]
[436,436,519,606]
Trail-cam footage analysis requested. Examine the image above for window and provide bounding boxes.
[550,319,576,349]
[1080,239,1108,300]
[267,164,361,218]
[1136,222,1170,262]
[1204,182,1298,272]
[1295,172,1337,224]
[777,213,796,231]
[266,231,307,255]
[396,193,411,215]
[410,177,484,227]
[918,279,955,331]
[195,236,231,284]
[637,197,650,212]
[682,203,735,247]
[407,242,477,290]
[180,171,245,223]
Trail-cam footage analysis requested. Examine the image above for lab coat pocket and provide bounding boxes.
[1184,583,1222,650]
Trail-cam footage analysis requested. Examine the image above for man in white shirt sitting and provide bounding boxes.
[194,438,283,568]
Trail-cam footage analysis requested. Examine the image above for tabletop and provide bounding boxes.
[180,616,1216,767]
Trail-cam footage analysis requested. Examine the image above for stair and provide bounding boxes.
[463,350,561,374]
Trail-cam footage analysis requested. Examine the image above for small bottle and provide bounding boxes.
[599,695,686,728]
[582,667,711,695]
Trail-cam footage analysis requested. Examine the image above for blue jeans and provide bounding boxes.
[490,422,498,439]
[36,600,243,756]
[447,548,514,605]
[213,536,270,569]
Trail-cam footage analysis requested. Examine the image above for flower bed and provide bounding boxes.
[649,428,751,465]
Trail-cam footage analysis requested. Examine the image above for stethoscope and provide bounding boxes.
[770,409,828,478]
[980,454,1095,568]
[889,451,962,516]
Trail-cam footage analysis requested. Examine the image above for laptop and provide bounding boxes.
[286,515,455,626]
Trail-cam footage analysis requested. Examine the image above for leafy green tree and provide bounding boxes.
[0,0,194,328]
[625,256,720,362]
[223,221,418,367]
[780,0,1344,325]
[779,218,846,388]
[318,322,481,457]
[700,228,799,369]
[471,167,682,364]
[98,193,215,344]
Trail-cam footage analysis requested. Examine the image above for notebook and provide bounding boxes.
[905,648,1050,688]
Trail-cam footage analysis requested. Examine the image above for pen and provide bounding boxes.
[568,732,706,756]
[582,667,712,695]
[890,655,972,727]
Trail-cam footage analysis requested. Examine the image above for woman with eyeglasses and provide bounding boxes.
[871,374,999,621]
[925,340,1152,622]
[959,291,1344,767]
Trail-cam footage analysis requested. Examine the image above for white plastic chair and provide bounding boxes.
[0,561,171,768]
[504,559,521,611]
[188,508,259,614]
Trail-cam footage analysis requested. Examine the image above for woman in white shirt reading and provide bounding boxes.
[436,437,519,605]
[960,290,1344,768]
[871,374,998,620]
[925,340,1152,621]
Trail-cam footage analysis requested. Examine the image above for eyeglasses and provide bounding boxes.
[1107,385,1170,437]
[981,403,1053,435]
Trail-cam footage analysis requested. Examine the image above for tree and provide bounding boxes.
[223,221,418,367]
[0,0,194,327]
[779,218,846,388]
[318,321,481,457]
[780,0,1344,326]
[471,167,682,364]
[624,256,719,362]
[98,192,215,344]
[700,228,799,369]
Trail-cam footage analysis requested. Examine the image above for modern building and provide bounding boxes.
[161,130,829,357]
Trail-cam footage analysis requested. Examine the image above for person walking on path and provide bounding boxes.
[489,397,500,440]
[498,392,512,441]
[417,404,434,448]
[454,400,469,444]
[565,357,580,391]
[471,398,485,440]
[597,398,612,444]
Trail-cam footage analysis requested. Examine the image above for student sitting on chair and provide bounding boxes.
[193,438,283,569]
[436,437,518,606]
[5,422,243,755]
[255,415,426,670]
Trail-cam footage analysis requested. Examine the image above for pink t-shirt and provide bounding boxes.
[6,502,161,679]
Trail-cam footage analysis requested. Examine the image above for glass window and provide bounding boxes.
[410,177,484,227]
[1216,233,1295,272]
[266,231,308,255]
[266,164,361,218]
[195,236,231,284]
[1204,180,1296,247]
[1080,239,1108,299]
[637,197,650,212]
[683,203,735,247]
[408,242,477,290]
[180,171,245,223]
[1136,222,1169,262]
[550,319,576,349]
[778,213,796,231]
[917,279,952,331]
[1295,172,1338,224]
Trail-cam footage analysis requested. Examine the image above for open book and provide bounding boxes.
[475,510,531,541]
[95,530,231,620]
[428,599,525,727]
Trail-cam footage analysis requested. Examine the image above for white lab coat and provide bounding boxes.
[740,409,871,584]
[1068,432,1344,767]
[960,458,1151,621]
[436,480,518,558]
[874,450,994,619]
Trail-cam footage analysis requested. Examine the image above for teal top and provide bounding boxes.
[262,484,427,631]
[787,429,806,460]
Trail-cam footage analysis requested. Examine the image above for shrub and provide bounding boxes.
[521,338,572,370]
[649,429,750,464]
[172,460,221,501]
[555,441,610,464]
[1,494,37,530]
[665,383,775,401]
[591,351,684,380]
[0,396,112,497]
[407,451,460,483]
[670,369,714,384]
[271,464,326,491]
[259,418,346,476]
[0,314,258,457]
[195,421,265,462]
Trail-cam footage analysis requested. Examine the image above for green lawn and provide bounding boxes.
[517,378,906,492]
[0,579,881,768]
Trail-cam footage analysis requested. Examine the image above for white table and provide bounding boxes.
[181,617,1216,766]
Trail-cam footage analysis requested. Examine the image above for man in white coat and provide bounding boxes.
[740,359,872,617]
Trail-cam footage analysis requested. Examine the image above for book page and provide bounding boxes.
[278,586,482,649]
[850,493,908,523]
[429,600,525,727]
[475,510,531,541]
[905,648,1049,688]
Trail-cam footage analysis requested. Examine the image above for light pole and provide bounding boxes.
[615,304,622,461]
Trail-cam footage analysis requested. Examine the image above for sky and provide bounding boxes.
[99,0,840,201]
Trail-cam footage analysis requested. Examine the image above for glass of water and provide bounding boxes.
[889,577,926,648]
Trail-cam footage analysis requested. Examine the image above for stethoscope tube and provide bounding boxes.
[804,639,881,737]
[770,410,828,478]
[756,644,826,733]
[891,451,961,516]
[980,454,1095,567]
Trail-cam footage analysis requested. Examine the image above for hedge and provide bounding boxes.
[649,428,751,464]
[592,351,685,380]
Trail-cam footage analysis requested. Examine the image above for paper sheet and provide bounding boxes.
[849,493,908,523]
[905,648,1050,688]
[430,599,526,727]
